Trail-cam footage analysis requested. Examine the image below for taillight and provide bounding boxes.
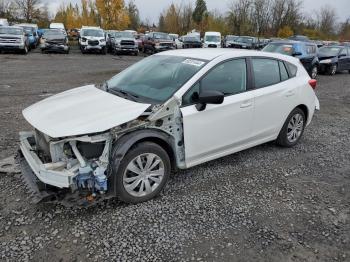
[308,79,317,89]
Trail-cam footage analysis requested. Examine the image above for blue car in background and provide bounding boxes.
[263,40,319,79]
[17,23,39,49]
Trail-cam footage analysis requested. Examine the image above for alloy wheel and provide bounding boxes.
[123,153,165,197]
[287,113,304,143]
[311,66,318,79]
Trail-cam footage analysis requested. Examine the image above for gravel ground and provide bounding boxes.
[0,48,349,262]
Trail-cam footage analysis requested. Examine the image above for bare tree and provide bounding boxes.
[271,0,302,35]
[252,0,271,37]
[15,0,41,22]
[317,5,337,38]
[227,0,252,35]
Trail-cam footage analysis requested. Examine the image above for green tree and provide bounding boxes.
[192,0,207,31]
[127,0,140,30]
[158,14,165,32]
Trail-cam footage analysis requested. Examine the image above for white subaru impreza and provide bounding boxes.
[19,49,320,205]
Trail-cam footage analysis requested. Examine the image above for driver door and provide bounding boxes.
[180,58,254,168]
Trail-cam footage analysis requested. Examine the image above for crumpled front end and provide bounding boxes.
[18,130,113,206]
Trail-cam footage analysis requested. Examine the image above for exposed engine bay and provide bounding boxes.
[19,99,185,206]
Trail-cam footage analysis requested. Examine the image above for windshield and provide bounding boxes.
[184,37,199,42]
[43,30,64,37]
[205,35,220,42]
[115,31,134,39]
[318,46,341,56]
[263,43,294,55]
[237,37,253,43]
[0,28,22,35]
[154,33,171,40]
[226,36,238,41]
[81,29,104,37]
[107,55,207,103]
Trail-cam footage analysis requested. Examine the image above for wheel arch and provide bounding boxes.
[109,129,176,196]
[296,104,309,123]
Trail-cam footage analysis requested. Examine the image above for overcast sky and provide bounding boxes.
[45,0,350,23]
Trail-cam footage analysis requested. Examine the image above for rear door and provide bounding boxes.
[250,58,298,141]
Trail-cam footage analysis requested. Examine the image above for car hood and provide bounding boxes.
[23,85,151,138]
[318,55,336,60]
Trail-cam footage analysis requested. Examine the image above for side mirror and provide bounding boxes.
[24,33,29,37]
[192,90,224,111]
[339,53,347,58]
[292,52,302,57]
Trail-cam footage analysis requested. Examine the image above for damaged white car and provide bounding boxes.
[19,49,320,205]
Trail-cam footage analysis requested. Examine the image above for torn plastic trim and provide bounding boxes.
[19,131,113,189]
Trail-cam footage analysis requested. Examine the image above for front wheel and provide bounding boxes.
[276,108,306,147]
[310,65,318,79]
[328,64,337,75]
[113,142,171,204]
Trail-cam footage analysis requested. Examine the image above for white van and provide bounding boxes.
[203,31,222,48]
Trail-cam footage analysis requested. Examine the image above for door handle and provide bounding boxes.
[286,90,295,97]
[240,100,253,108]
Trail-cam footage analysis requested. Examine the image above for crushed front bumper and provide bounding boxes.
[19,131,76,189]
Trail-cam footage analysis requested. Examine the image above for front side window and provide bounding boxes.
[340,48,348,56]
[252,58,280,88]
[107,55,207,104]
[182,59,247,106]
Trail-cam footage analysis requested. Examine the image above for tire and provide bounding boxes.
[112,142,171,204]
[328,64,337,76]
[276,108,306,148]
[310,65,318,79]
[101,47,107,55]
[134,51,138,56]
[22,45,28,55]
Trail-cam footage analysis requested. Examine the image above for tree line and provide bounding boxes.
[0,0,349,40]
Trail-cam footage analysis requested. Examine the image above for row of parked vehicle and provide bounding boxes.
[1,22,350,78]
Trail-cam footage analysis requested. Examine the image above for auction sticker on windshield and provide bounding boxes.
[182,59,205,67]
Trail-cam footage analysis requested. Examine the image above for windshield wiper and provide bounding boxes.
[108,88,139,102]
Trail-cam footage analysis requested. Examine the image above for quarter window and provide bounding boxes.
[279,61,289,81]
[286,62,298,77]
[252,58,280,88]
[182,59,247,106]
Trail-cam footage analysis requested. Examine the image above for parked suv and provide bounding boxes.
[0,26,29,54]
[143,32,174,54]
[79,26,106,54]
[19,49,319,206]
[263,40,319,79]
[111,31,139,56]
[17,23,39,49]
[318,45,350,75]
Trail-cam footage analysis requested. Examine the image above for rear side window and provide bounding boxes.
[252,58,280,88]
[286,62,298,77]
[306,45,317,54]
[279,61,289,81]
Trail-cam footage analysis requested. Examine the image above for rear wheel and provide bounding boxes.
[113,142,171,204]
[276,108,306,147]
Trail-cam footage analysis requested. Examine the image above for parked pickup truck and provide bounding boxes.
[111,31,139,56]
[143,32,175,54]
[0,26,29,54]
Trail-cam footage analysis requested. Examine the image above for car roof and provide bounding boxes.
[1,26,23,30]
[157,48,300,63]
